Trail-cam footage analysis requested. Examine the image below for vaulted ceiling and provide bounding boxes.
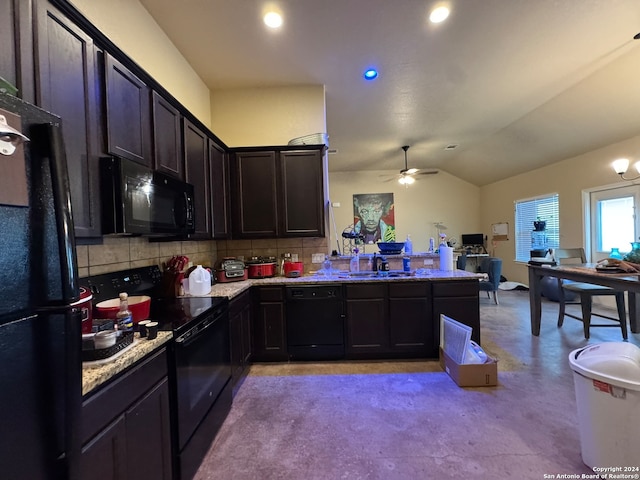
[139,0,640,186]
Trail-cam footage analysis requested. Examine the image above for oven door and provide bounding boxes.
[173,304,231,450]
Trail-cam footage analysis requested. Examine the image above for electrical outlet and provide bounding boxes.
[423,258,434,265]
[311,253,324,263]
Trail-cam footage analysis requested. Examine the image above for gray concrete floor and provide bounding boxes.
[195,290,640,479]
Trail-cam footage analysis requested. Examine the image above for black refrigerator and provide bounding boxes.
[0,92,82,480]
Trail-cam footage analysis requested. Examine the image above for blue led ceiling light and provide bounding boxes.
[363,68,378,80]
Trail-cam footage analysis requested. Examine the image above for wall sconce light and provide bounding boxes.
[612,158,640,180]
[0,114,29,156]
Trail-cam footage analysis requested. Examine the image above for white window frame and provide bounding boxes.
[514,193,560,262]
[586,184,640,262]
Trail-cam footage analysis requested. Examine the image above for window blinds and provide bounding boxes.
[514,194,559,262]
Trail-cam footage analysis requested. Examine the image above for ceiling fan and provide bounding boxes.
[381,145,438,184]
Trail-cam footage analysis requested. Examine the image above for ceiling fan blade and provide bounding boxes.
[417,170,438,175]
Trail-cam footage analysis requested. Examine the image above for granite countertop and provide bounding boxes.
[82,331,173,396]
[197,269,485,300]
[82,269,481,396]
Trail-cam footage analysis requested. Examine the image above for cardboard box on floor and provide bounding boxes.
[439,347,498,387]
[439,314,498,387]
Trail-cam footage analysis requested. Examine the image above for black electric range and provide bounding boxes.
[82,265,227,334]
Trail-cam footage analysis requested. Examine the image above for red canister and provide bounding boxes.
[73,287,94,334]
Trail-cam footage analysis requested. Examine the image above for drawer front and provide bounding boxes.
[432,280,479,297]
[388,282,429,298]
[345,283,387,299]
[256,286,284,302]
[82,349,168,444]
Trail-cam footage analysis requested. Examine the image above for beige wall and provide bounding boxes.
[210,86,326,146]
[70,0,212,127]
[480,133,640,284]
[328,170,481,255]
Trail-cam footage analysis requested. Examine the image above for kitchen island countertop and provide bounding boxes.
[198,269,484,300]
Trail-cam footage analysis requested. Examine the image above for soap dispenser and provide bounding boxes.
[405,234,413,255]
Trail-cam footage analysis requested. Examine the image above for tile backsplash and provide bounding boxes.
[77,237,217,278]
[216,237,329,273]
[77,236,329,277]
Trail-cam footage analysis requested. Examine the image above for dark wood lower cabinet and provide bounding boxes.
[248,280,479,362]
[388,282,431,356]
[81,349,172,480]
[432,280,481,356]
[345,284,388,357]
[252,286,288,362]
[230,289,252,395]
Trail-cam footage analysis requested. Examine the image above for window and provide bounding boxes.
[514,194,559,262]
[589,185,639,259]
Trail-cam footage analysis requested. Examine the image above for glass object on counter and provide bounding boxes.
[116,292,133,333]
[624,242,640,263]
[609,248,623,260]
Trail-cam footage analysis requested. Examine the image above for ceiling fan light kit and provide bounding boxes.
[382,145,438,185]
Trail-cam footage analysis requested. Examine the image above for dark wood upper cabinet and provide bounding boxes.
[36,1,102,237]
[279,149,325,237]
[230,146,325,239]
[183,119,210,238]
[105,53,152,167]
[152,91,182,179]
[209,140,230,239]
[1,0,35,103]
[231,151,278,238]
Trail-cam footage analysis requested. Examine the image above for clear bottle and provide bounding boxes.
[322,255,332,275]
[405,234,413,255]
[116,292,133,333]
[350,248,360,272]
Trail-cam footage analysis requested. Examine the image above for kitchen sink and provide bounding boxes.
[345,270,413,278]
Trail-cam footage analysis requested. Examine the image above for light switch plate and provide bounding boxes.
[311,253,324,263]
[424,259,434,265]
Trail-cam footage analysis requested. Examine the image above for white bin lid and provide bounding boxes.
[569,342,640,391]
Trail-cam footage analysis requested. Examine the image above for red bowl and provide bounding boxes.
[94,295,151,323]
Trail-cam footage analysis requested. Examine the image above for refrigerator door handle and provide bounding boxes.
[33,123,79,303]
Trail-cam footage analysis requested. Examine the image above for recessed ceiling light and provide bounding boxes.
[264,11,283,28]
[363,68,378,80]
[429,6,450,24]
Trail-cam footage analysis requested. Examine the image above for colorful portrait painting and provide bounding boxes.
[353,193,395,243]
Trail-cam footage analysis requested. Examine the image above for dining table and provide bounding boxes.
[528,263,640,335]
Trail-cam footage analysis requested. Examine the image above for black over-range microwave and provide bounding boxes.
[100,156,195,236]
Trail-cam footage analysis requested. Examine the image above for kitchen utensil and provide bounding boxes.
[215,259,247,283]
[95,295,151,323]
[377,242,405,255]
[74,286,93,334]
[284,261,304,277]
[246,257,277,278]
[94,330,117,349]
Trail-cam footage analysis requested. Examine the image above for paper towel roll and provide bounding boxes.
[440,246,454,271]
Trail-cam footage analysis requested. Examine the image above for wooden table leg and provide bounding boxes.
[628,291,640,333]
[528,267,542,336]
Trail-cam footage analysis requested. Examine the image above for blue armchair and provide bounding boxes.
[478,257,502,304]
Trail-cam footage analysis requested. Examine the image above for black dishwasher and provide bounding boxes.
[286,285,344,360]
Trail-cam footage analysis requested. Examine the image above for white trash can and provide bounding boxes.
[569,342,640,469]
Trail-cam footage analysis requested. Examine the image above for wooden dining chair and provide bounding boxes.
[555,248,628,339]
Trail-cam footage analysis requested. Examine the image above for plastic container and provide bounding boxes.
[189,265,212,296]
[569,342,640,469]
[405,234,413,255]
[350,250,360,272]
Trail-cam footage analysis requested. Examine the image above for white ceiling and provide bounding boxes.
[138,0,640,186]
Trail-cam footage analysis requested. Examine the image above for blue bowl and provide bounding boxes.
[377,242,405,254]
